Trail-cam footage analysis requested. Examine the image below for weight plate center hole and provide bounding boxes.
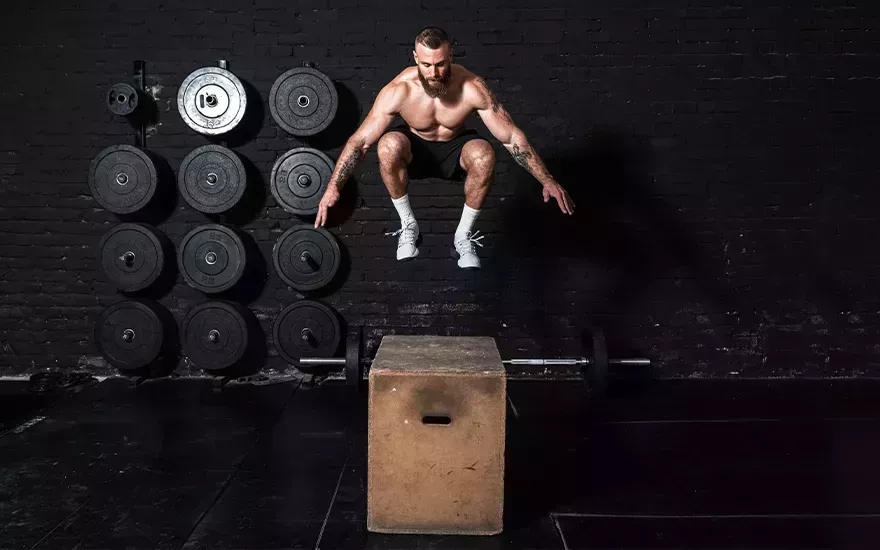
[299,250,318,270]
[122,328,135,342]
[297,95,310,108]
[208,329,220,343]
[206,173,218,185]
[205,252,218,265]
[116,173,129,185]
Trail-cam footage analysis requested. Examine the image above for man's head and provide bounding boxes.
[413,27,453,98]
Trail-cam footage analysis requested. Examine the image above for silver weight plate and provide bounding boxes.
[177,66,247,135]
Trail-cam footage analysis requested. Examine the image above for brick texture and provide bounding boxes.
[1,0,878,378]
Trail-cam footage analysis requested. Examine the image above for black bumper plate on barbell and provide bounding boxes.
[95,299,167,370]
[178,144,247,213]
[89,145,158,214]
[584,327,609,394]
[182,301,251,371]
[177,66,247,135]
[273,300,341,365]
[270,148,335,216]
[107,82,139,116]
[346,327,362,387]
[178,224,247,293]
[273,226,341,292]
[269,67,338,136]
[98,223,165,292]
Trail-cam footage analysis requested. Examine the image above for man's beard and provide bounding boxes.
[418,68,452,98]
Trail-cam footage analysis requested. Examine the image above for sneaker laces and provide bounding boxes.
[385,220,418,246]
[455,230,485,255]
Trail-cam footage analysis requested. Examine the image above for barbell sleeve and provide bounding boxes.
[502,358,588,366]
[611,358,652,366]
[299,357,346,366]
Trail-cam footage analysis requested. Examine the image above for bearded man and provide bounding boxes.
[315,27,574,269]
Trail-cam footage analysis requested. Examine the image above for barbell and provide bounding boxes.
[296,327,651,392]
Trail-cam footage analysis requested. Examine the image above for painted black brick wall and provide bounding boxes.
[1,0,878,378]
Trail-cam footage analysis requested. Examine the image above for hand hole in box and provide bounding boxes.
[422,415,452,426]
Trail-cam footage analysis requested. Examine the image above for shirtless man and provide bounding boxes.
[314,27,575,269]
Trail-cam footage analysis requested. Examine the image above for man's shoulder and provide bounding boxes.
[455,66,493,108]
[381,69,417,98]
[453,65,481,86]
[373,73,411,113]
[390,66,418,85]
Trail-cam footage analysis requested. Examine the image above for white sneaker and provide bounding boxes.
[454,230,484,269]
[386,220,420,261]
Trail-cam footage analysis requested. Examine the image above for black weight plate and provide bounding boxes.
[89,145,158,214]
[273,226,341,292]
[178,224,246,293]
[178,145,247,213]
[182,301,250,371]
[586,327,609,395]
[269,67,338,136]
[273,300,341,365]
[346,327,361,387]
[270,148,335,215]
[98,223,165,292]
[107,82,139,116]
[95,300,166,370]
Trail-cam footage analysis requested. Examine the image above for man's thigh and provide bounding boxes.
[383,126,439,179]
[437,130,487,180]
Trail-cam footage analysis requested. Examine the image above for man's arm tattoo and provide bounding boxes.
[475,77,501,113]
[333,140,365,186]
[512,143,534,175]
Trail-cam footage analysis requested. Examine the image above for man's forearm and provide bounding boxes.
[504,134,555,186]
[328,138,367,190]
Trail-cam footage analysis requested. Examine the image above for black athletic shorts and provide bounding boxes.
[384,125,488,181]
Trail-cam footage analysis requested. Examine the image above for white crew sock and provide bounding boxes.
[391,194,416,226]
[455,204,480,242]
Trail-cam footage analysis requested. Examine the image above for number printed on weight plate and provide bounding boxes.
[200,275,215,284]
[209,232,226,242]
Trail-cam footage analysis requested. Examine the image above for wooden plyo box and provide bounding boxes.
[367,335,506,535]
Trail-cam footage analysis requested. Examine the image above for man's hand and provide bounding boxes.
[542,180,575,215]
[314,185,340,228]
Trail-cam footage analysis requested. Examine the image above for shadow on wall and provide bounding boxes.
[497,125,739,353]
[308,81,363,152]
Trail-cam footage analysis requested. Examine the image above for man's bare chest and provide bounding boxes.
[399,97,473,134]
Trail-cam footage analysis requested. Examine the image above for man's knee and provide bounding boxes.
[462,140,496,174]
[378,132,411,166]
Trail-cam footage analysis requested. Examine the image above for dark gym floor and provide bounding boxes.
[2,376,880,549]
